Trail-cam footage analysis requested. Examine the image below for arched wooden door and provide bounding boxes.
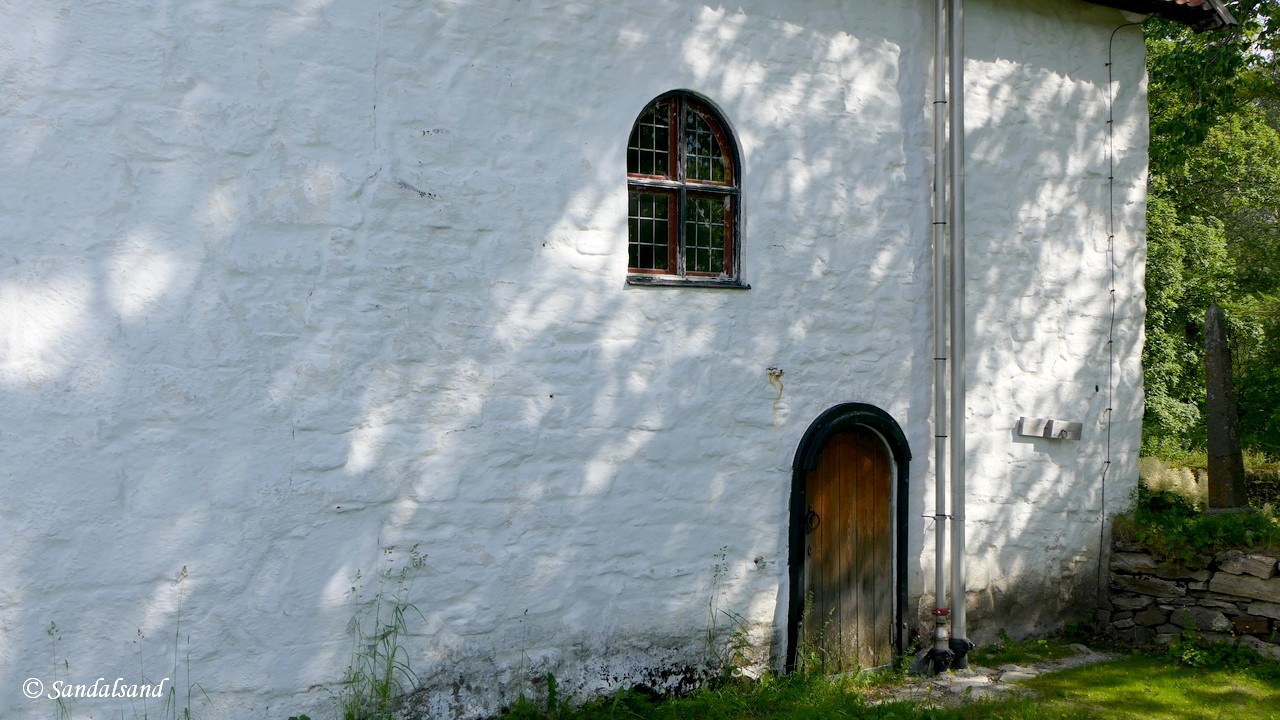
[802,425,893,670]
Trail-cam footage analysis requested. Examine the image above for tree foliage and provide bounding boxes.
[1142,1,1280,457]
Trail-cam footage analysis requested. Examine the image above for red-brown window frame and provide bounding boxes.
[626,92,747,288]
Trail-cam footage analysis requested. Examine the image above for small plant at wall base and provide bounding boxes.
[341,545,427,720]
[793,595,838,677]
[48,620,70,720]
[119,566,209,720]
[505,673,570,720]
[704,546,750,674]
[702,546,761,680]
[718,609,754,678]
[1165,624,1270,672]
[165,566,209,720]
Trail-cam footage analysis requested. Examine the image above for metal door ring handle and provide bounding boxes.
[805,507,821,533]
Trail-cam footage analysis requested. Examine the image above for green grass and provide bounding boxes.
[1139,450,1280,509]
[1112,484,1280,564]
[497,651,1280,720]
[970,633,1080,667]
[1019,654,1280,720]
[497,667,1090,720]
[501,669,1093,720]
[1151,448,1279,469]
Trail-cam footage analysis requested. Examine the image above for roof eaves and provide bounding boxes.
[1084,0,1239,33]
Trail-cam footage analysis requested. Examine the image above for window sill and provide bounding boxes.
[626,275,750,289]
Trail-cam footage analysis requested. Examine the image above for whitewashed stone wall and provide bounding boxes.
[1,1,1145,718]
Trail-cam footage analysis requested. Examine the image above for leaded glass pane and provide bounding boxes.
[684,195,727,274]
[685,109,726,183]
[628,192,670,270]
[627,104,671,178]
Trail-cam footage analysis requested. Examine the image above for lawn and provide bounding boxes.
[494,650,1280,720]
[1020,653,1280,720]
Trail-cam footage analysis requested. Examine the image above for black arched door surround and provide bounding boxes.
[786,402,911,671]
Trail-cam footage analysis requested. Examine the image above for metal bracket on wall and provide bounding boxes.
[1017,417,1083,441]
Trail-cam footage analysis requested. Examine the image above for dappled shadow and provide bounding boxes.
[1023,656,1280,719]
[0,0,1147,718]
[949,0,1147,641]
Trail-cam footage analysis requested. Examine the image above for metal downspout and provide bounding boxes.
[947,0,974,668]
[929,0,952,672]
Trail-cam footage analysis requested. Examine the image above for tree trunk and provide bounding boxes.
[1205,303,1248,509]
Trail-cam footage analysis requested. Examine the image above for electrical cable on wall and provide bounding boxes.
[1098,21,1144,591]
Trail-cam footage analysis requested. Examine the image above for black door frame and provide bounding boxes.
[786,402,911,671]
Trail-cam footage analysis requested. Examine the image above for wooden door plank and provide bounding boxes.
[870,436,891,666]
[839,433,858,668]
[803,425,893,671]
[856,431,876,668]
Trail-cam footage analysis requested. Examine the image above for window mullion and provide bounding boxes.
[672,96,684,183]
[672,98,685,277]
[674,187,685,276]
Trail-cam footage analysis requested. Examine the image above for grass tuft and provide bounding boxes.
[341,545,427,720]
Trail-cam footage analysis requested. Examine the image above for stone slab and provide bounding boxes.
[1197,598,1243,613]
[1112,574,1185,598]
[1248,601,1280,620]
[1214,550,1243,571]
[1153,565,1212,582]
[1110,594,1153,611]
[1135,607,1168,627]
[1209,573,1280,603]
[1168,606,1232,632]
[1239,635,1280,662]
[1110,553,1158,574]
[1215,551,1278,579]
[1242,555,1278,579]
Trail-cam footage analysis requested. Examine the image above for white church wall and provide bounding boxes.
[0,1,1144,717]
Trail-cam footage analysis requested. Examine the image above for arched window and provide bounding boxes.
[626,92,745,287]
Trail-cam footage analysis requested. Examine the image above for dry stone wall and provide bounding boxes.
[1101,544,1280,660]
